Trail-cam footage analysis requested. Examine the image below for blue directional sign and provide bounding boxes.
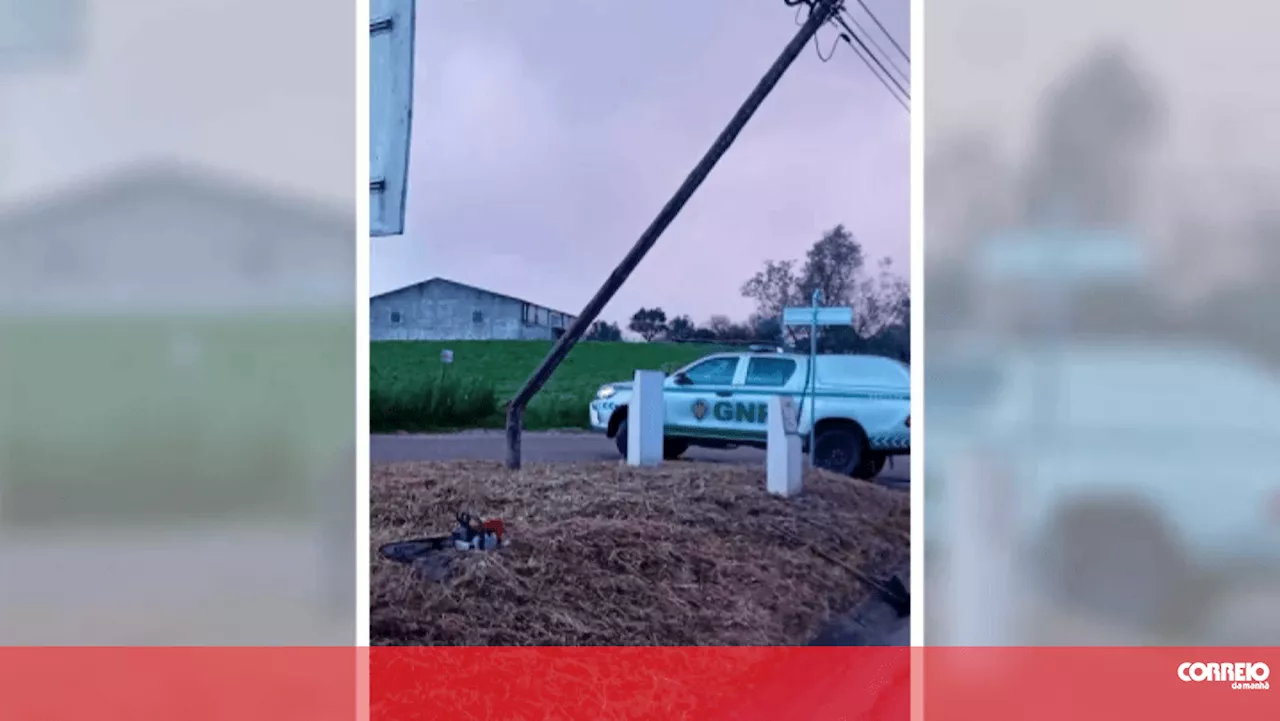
[370,0,416,237]
[782,306,854,327]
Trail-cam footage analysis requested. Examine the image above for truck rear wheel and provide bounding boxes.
[812,426,867,477]
[855,452,887,479]
[1038,504,1191,631]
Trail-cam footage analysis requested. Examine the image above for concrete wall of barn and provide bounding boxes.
[370,280,567,341]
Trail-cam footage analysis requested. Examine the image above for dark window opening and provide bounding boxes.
[472,310,484,323]
[389,311,402,324]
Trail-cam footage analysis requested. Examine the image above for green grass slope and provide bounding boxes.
[370,340,725,432]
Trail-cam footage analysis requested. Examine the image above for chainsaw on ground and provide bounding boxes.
[378,512,506,565]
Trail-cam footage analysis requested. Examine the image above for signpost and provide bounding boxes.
[626,370,664,467]
[369,0,416,237]
[781,290,855,468]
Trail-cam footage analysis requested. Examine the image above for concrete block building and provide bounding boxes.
[370,277,576,341]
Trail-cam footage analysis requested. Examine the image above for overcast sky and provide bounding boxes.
[0,0,352,207]
[370,0,909,325]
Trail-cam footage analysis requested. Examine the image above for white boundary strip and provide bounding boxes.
[355,0,373,718]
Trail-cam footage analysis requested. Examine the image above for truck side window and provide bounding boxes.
[683,357,738,385]
[744,357,797,387]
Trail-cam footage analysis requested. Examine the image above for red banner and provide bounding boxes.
[0,647,360,721]
[370,647,910,721]
[2,647,1277,720]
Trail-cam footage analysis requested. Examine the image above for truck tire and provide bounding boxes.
[856,452,887,479]
[663,438,689,460]
[1037,504,1191,631]
[614,419,629,458]
[812,426,867,476]
[615,419,689,461]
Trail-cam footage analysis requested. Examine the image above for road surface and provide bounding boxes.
[371,431,911,487]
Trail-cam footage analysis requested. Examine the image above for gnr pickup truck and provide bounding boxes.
[588,350,910,478]
[926,341,1280,643]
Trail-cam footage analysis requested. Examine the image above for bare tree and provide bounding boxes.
[628,307,668,342]
[741,260,801,324]
[797,225,864,306]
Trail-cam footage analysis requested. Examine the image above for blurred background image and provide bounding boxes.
[0,0,355,644]
[925,0,1280,645]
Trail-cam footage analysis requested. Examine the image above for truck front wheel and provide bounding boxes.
[614,419,689,460]
[812,426,867,477]
[663,438,689,460]
[614,419,629,458]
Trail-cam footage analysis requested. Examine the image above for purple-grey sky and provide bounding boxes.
[370,0,909,326]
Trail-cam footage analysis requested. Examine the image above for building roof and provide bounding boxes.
[0,162,352,238]
[372,277,576,318]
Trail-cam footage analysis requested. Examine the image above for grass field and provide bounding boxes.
[0,315,354,528]
[370,340,726,432]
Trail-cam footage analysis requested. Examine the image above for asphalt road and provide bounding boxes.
[371,431,911,487]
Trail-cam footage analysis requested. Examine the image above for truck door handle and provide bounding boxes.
[715,391,733,397]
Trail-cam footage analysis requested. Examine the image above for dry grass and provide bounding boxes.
[371,460,909,646]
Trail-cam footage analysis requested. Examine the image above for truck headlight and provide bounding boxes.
[597,385,616,399]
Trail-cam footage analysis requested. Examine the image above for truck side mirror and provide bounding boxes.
[672,372,693,386]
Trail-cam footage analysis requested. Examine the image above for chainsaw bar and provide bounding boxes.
[378,535,454,565]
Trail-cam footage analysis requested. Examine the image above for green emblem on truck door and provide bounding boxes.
[691,399,709,420]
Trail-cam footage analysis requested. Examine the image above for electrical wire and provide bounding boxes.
[788,0,909,112]
[835,18,911,105]
[849,0,910,63]
[837,7,908,85]
[841,31,910,111]
[814,26,841,62]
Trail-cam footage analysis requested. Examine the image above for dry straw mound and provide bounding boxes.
[371,460,908,646]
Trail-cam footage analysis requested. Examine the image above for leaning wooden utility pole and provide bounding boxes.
[504,0,843,469]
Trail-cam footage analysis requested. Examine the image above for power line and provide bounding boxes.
[849,0,910,63]
[809,21,908,112]
[838,7,908,85]
[831,11,910,106]
[841,30,910,111]
[791,0,909,112]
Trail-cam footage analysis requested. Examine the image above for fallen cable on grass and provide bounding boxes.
[772,524,910,616]
[370,460,909,646]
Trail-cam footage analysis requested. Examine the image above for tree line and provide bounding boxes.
[584,225,910,361]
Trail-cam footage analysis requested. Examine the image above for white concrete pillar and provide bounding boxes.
[627,370,664,467]
[946,451,1015,647]
[766,395,803,496]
